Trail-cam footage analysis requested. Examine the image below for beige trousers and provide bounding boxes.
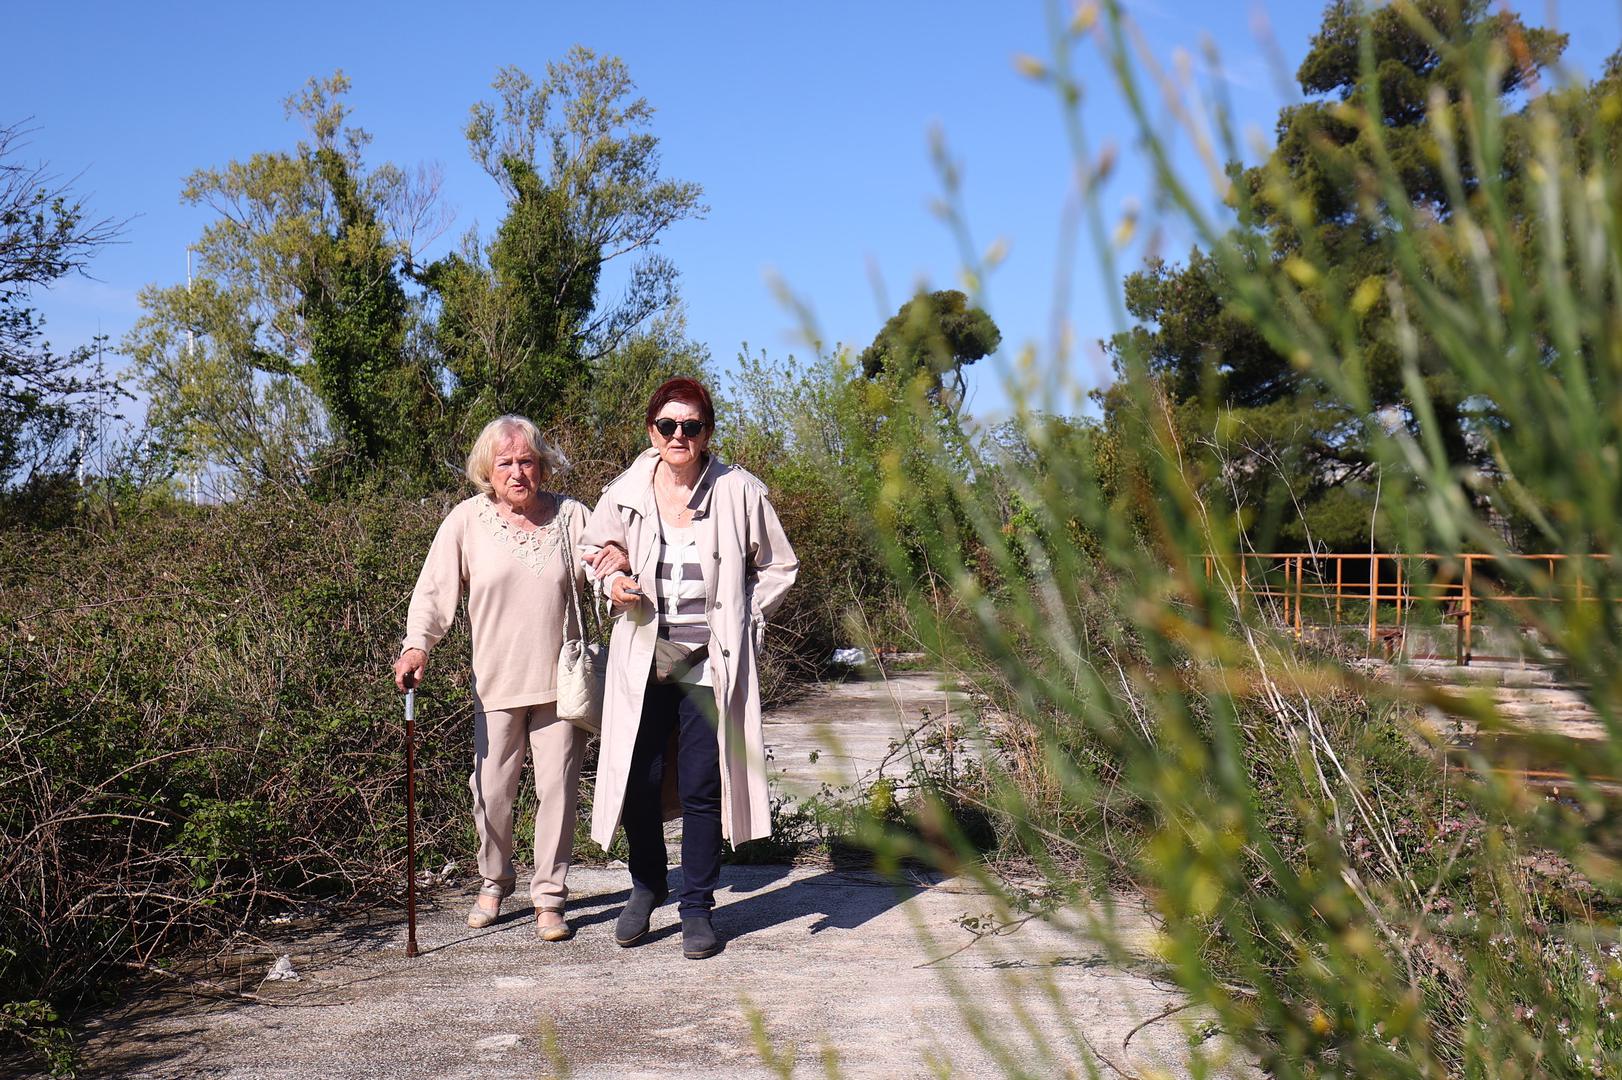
[469,703,585,910]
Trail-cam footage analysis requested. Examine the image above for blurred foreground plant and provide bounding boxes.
[854,2,1622,1076]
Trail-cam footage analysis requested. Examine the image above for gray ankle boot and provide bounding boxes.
[682,914,720,959]
[614,885,666,946]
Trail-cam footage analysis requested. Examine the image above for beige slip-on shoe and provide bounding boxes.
[535,908,573,942]
[466,883,512,929]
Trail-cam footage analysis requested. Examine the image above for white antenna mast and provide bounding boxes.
[186,247,195,360]
[186,248,200,505]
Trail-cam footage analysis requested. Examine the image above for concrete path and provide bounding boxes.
[1373,659,1614,787]
[763,670,971,797]
[63,674,1254,1080]
[1395,659,1600,737]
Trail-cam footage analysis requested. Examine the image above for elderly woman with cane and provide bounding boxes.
[393,415,591,942]
[583,377,798,959]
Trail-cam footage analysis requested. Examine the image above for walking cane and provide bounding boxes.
[404,684,420,958]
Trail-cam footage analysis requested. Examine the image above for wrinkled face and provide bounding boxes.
[648,399,711,470]
[491,432,542,508]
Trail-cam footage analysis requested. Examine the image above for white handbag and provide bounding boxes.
[555,510,606,734]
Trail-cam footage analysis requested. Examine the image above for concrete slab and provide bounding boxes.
[55,673,1255,1080]
[764,671,970,798]
[69,867,1252,1080]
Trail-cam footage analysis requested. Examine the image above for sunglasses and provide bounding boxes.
[652,418,708,438]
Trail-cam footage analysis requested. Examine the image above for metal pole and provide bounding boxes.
[186,250,200,507]
[1335,557,1343,626]
[1368,554,1379,654]
[186,248,195,360]
[1294,556,1304,639]
[1462,556,1474,667]
[1279,558,1288,627]
[405,687,419,958]
[1396,557,1405,628]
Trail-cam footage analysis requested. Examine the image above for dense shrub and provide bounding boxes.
[0,493,467,1018]
[0,433,859,1062]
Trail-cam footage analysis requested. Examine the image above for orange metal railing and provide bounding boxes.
[1202,552,1611,665]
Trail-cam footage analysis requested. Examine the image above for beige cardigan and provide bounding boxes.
[582,449,798,846]
[402,494,589,713]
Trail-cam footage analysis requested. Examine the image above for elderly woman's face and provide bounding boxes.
[491,432,542,509]
[648,399,710,470]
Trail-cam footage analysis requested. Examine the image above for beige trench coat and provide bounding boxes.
[581,448,798,848]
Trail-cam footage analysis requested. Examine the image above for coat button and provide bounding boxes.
[713,552,720,560]
[712,601,721,610]
[722,648,730,657]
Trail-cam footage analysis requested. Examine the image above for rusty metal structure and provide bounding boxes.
[1204,552,1609,665]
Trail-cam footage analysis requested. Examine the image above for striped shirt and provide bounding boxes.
[656,522,711,685]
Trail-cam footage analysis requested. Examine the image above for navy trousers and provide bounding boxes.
[622,680,722,916]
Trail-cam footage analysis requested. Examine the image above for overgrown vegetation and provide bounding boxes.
[839,1,1622,1076]
[0,493,457,1069]
[0,389,885,1073]
[8,3,1622,1076]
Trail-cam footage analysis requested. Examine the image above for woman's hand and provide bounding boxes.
[584,543,630,578]
[394,648,427,692]
[607,574,646,607]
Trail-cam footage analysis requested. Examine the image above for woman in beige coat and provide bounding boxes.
[582,377,797,959]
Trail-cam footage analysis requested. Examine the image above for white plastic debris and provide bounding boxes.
[262,954,301,982]
[416,859,460,887]
[830,647,868,665]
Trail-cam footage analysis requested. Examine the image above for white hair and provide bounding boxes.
[464,415,569,495]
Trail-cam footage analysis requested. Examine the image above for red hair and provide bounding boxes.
[645,377,715,430]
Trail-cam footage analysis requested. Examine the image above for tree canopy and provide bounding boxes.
[126,52,705,491]
[0,120,123,488]
[424,51,706,454]
[1107,0,1570,547]
[858,289,1000,404]
[125,73,437,486]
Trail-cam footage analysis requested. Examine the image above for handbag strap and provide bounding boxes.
[558,500,584,645]
[556,500,601,645]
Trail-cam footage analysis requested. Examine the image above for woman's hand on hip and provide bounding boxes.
[394,648,427,692]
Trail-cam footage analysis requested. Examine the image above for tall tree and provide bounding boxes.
[1251,0,1565,471]
[126,73,440,486]
[1108,0,1567,546]
[426,51,705,450]
[859,289,1001,405]
[0,120,123,488]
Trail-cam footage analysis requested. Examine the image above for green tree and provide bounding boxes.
[426,52,705,451]
[0,120,123,488]
[1108,250,1372,546]
[858,289,1001,405]
[126,73,439,486]
[300,140,421,478]
[559,309,712,470]
[1108,0,1566,546]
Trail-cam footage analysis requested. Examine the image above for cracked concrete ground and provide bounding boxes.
[55,675,1256,1079]
[69,866,1251,1079]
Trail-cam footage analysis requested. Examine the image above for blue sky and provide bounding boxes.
[7,1,1620,426]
